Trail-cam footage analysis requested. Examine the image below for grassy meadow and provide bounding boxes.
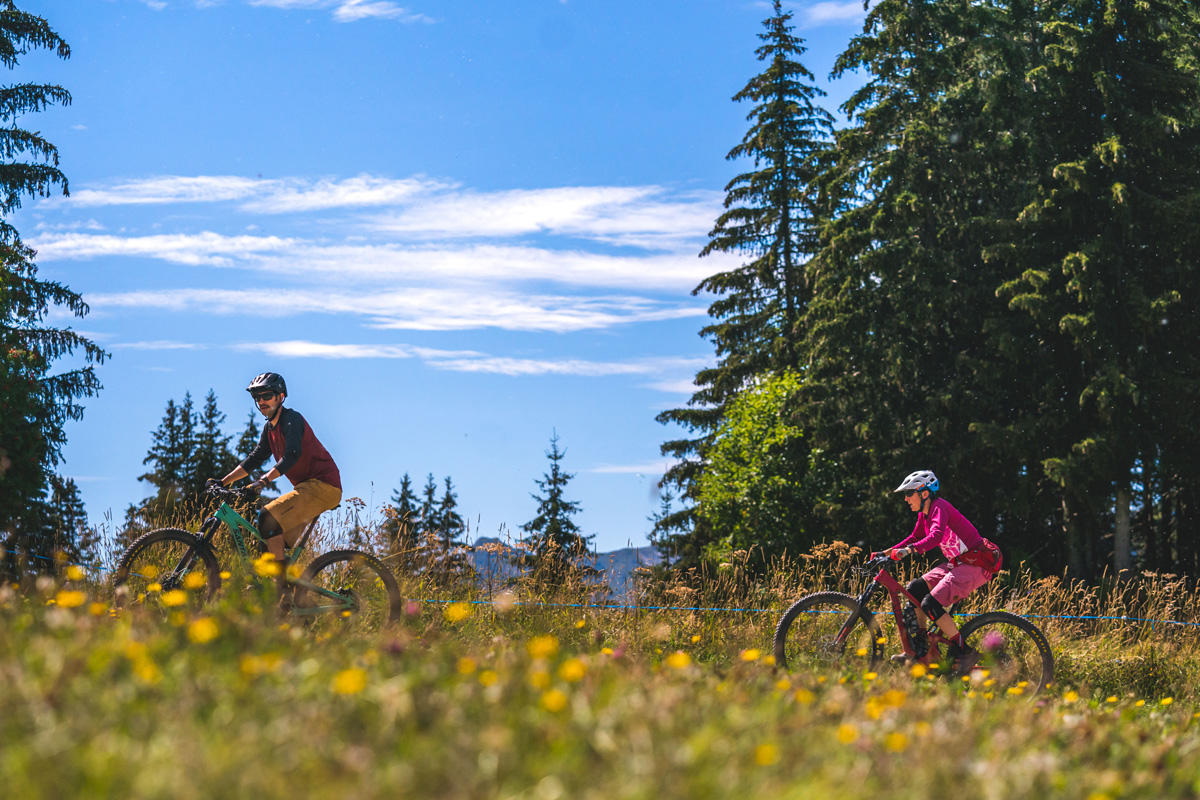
[4,537,1200,799]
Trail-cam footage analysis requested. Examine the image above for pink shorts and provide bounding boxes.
[923,562,992,607]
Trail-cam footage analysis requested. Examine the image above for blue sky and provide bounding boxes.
[16,0,871,552]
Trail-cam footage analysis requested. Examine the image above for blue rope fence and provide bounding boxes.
[5,546,1200,630]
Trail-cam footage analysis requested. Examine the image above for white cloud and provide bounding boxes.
[245,0,432,22]
[368,185,721,249]
[63,175,265,207]
[589,460,677,475]
[110,340,207,350]
[86,287,707,333]
[33,230,730,291]
[241,174,446,213]
[236,339,709,380]
[802,0,873,26]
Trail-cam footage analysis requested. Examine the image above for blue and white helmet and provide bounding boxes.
[894,470,939,494]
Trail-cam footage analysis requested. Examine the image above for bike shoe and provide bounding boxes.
[948,643,981,677]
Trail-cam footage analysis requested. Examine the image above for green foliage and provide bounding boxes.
[685,372,828,564]
[0,3,104,570]
[657,0,832,543]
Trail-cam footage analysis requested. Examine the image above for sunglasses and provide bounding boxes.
[904,490,921,498]
[252,392,277,403]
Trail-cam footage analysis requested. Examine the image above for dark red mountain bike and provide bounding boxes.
[773,553,1054,695]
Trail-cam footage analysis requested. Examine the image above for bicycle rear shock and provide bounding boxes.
[902,602,929,658]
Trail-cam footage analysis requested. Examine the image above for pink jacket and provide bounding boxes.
[893,497,983,562]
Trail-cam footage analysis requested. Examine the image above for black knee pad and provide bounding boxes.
[257,508,284,540]
[907,577,930,603]
[920,593,947,622]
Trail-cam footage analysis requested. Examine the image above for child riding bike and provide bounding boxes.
[883,470,1003,675]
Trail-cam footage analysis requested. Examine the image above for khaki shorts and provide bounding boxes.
[264,479,341,538]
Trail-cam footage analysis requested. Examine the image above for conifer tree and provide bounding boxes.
[137,394,197,513]
[418,473,438,538]
[190,390,237,496]
[656,0,832,544]
[383,473,419,560]
[521,433,592,573]
[235,410,260,461]
[0,4,105,569]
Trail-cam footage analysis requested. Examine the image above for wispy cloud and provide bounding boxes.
[48,174,718,251]
[109,340,207,350]
[246,0,432,23]
[86,287,707,333]
[32,232,728,292]
[237,339,710,380]
[589,460,677,476]
[801,0,873,26]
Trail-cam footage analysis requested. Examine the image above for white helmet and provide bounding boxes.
[895,470,939,494]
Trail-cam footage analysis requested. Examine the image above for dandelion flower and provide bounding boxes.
[601,647,614,656]
[558,658,587,683]
[884,732,910,753]
[667,652,696,671]
[574,619,587,629]
[527,635,559,659]
[457,657,477,675]
[528,670,551,690]
[443,603,472,623]
[794,688,815,704]
[88,602,107,616]
[1106,696,1118,703]
[161,590,187,607]
[134,660,162,684]
[219,571,231,581]
[187,617,219,644]
[775,679,791,691]
[910,663,927,678]
[754,744,780,766]
[183,572,208,590]
[740,649,761,662]
[54,590,86,608]
[1064,691,1080,703]
[836,724,858,744]
[540,689,568,713]
[479,670,499,687]
[147,582,163,593]
[332,668,368,695]
[1135,699,1145,707]
[691,635,701,643]
[66,565,86,581]
[1161,697,1174,706]
[864,672,878,681]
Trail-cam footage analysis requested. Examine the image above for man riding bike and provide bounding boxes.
[884,470,1002,675]
[216,372,342,579]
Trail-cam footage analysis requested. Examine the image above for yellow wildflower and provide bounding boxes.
[836,724,858,744]
[183,572,208,590]
[332,668,368,695]
[187,617,219,644]
[457,657,477,675]
[444,602,472,623]
[691,634,701,643]
[527,635,559,659]
[794,688,815,704]
[884,733,910,753]
[754,744,780,766]
[1064,691,1080,703]
[665,651,692,670]
[88,602,107,616]
[479,670,499,687]
[66,565,86,581]
[740,649,761,662]
[54,590,86,608]
[558,658,587,683]
[528,670,551,690]
[540,689,568,713]
[1161,697,1174,706]
[161,590,188,607]
[910,663,927,678]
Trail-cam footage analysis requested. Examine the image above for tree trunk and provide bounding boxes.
[1114,484,1132,574]
[1062,493,1086,581]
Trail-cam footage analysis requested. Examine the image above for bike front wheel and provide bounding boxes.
[773,591,883,673]
[113,527,222,609]
[293,549,402,634]
[959,611,1054,695]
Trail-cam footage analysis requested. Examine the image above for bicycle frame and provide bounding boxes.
[183,495,357,616]
[842,562,953,665]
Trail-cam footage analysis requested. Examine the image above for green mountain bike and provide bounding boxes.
[113,483,402,632]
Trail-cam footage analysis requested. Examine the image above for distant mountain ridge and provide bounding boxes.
[470,537,664,598]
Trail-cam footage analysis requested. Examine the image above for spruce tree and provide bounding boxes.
[521,433,592,573]
[418,473,438,539]
[383,472,419,561]
[655,0,832,553]
[190,390,237,496]
[137,394,198,514]
[0,3,105,570]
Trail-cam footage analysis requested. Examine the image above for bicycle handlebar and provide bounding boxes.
[205,481,260,506]
[853,553,895,576]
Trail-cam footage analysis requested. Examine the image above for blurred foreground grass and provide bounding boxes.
[5,544,1200,798]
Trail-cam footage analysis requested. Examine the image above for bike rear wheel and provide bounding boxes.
[293,549,402,634]
[773,591,883,673]
[959,611,1054,695]
[113,528,221,609]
